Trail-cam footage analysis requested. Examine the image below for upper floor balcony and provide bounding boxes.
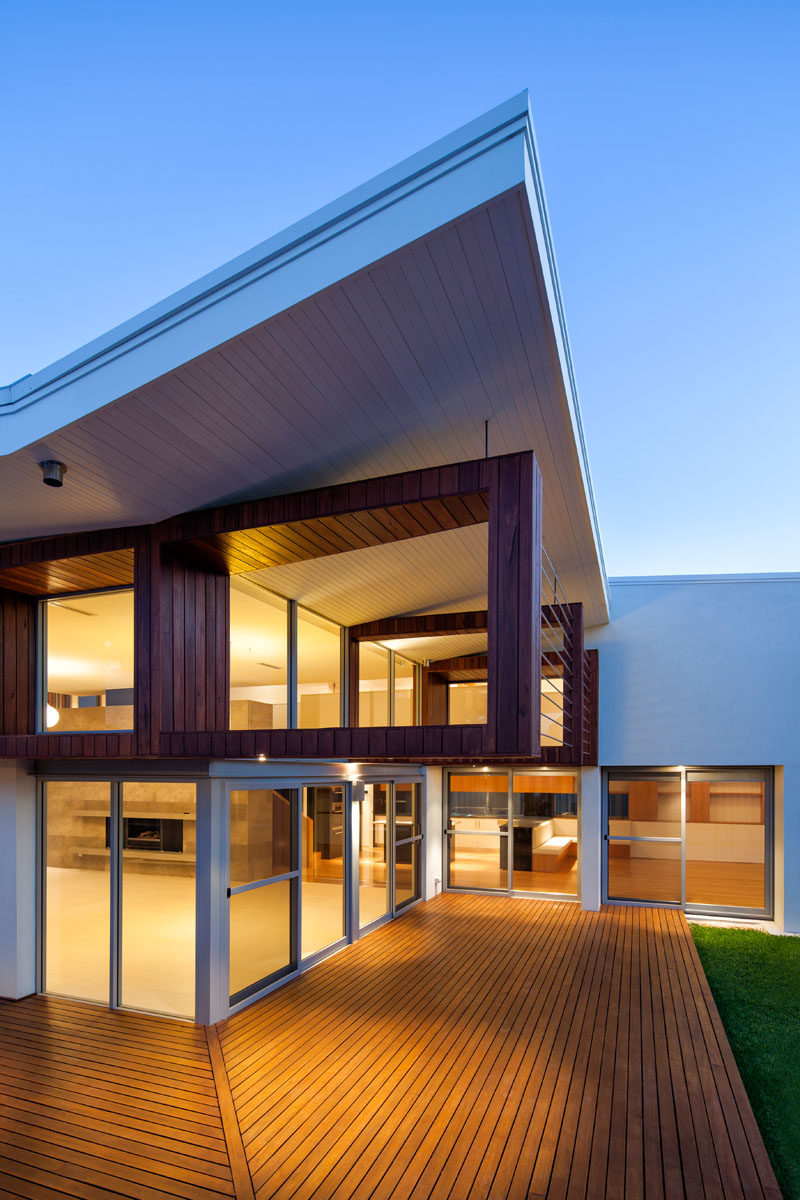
[0,451,596,765]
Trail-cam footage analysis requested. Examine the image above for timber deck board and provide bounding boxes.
[0,894,782,1199]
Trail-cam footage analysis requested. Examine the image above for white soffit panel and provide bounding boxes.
[241,525,489,627]
[0,92,608,623]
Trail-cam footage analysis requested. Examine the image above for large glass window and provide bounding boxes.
[394,655,416,726]
[229,788,298,999]
[44,590,134,732]
[358,643,390,727]
[229,581,288,730]
[302,786,346,959]
[448,682,487,725]
[297,608,341,729]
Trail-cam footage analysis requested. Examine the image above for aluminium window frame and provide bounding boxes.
[443,766,582,903]
[600,766,774,920]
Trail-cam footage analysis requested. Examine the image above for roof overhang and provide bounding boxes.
[0,92,609,623]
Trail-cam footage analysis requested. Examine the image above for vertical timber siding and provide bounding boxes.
[487,453,542,755]
[160,552,230,735]
[0,588,36,736]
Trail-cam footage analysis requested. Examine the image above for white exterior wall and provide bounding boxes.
[423,767,444,900]
[0,763,37,999]
[587,575,800,932]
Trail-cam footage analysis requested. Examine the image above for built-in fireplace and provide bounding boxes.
[105,817,184,853]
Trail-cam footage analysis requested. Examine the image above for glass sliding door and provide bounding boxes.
[446,772,508,891]
[229,788,298,1002]
[42,778,198,1017]
[511,773,578,896]
[43,780,112,1004]
[356,781,424,929]
[606,774,682,904]
[120,782,196,1018]
[394,783,422,910]
[604,769,772,916]
[301,785,346,959]
[358,783,390,928]
[685,772,769,912]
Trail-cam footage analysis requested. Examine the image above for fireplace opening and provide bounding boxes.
[105,817,184,853]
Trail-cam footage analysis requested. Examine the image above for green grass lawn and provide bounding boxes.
[691,924,800,1200]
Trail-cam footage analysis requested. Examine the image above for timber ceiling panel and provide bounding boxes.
[383,634,488,664]
[0,190,606,622]
[0,549,135,596]
[240,525,488,627]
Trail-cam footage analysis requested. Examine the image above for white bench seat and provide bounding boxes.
[532,835,577,872]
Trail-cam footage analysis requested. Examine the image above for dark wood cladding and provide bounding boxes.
[0,450,601,765]
[421,670,448,724]
[426,654,488,682]
[160,550,230,735]
[157,724,491,761]
[487,453,542,755]
[163,458,492,543]
[350,611,488,643]
[0,588,36,735]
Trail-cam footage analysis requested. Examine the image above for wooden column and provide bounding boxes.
[486,452,542,755]
[421,669,448,725]
[0,587,36,736]
[160,548,230,735]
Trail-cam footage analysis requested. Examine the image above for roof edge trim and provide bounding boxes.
[1,92,531,419]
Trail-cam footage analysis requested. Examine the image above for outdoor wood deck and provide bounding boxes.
[0,894,782,1199]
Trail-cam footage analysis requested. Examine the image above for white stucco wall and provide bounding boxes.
[586,575,800,931]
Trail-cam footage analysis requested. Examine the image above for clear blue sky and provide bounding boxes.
[2,1,798,576]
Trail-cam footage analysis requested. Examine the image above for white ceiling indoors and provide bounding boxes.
[0,94,608,625]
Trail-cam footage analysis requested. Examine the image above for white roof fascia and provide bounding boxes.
[518,99,609,612]
[609,573,800,585]
[0,93,532,454]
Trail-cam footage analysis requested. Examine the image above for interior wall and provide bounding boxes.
[46,780,196,876]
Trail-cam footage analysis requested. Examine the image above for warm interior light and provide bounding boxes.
[46,704,60,728]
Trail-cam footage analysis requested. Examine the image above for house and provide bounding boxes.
[0,92,797,1026]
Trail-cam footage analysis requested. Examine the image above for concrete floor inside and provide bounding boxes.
[45,867,391,1018]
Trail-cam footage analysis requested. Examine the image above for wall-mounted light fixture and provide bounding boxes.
[40,460,66,487]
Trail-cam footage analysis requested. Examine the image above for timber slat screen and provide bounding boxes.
[0,896,780,1200]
